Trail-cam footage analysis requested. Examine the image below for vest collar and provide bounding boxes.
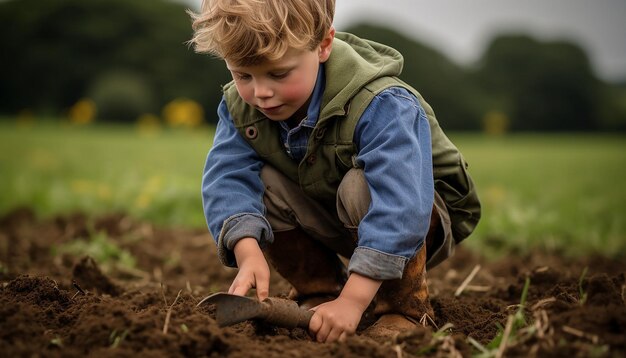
[318,32,404,124]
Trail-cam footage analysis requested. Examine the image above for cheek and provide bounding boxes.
[235,83,255,104]
[280,80,314,102]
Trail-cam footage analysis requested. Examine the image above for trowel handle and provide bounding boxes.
[262,297,315,329]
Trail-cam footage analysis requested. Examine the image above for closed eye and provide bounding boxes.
[270,71,290,79]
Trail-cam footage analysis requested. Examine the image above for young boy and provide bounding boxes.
[190,0,480,343]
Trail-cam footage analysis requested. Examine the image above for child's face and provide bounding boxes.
[226,30,335,122]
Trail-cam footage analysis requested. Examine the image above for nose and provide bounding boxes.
[253,80,273,99]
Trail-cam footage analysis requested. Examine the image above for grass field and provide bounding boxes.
[1,120,624,258]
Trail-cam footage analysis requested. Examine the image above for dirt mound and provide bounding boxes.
[1,208,624,357]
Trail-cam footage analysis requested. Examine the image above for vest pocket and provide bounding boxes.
[334,143,356,173]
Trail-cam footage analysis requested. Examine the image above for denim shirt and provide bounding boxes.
[202,65,434,280]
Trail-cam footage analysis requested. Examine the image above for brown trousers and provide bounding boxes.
[261,165,454,319]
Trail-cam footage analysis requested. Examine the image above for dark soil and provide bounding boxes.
[1,207,624,357]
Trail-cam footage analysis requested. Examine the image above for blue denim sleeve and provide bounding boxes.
[349,87,434,280]
[201,98,273,267]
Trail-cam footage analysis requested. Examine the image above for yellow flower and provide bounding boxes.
[68,99,97,125]
[482,110,509,136]
[162,98,204,128]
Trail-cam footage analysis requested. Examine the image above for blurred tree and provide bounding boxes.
[599,82,626,131]
[346,24,483,130]
[87,70,156,121]
[1,1,623,130]
[474,35,602,131]
[0,0,230,122]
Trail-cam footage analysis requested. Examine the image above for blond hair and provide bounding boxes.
[189,0,335,66]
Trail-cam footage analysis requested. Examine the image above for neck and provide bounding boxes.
[286,97,312,128]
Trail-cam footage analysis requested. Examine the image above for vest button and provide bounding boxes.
[245,126,258,139]
[307,154,317,165]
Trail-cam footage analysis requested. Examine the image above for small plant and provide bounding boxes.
[467,336,491,358]
[400,323,462,357]
[588,344,609,357]
[469,277,532,357]
[50,336,63,348]
[52,230,137,273]
[109,329,129,348]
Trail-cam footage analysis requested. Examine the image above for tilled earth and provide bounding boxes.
[0,208,624,357]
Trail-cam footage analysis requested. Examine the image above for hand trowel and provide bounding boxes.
[197,292,313,328]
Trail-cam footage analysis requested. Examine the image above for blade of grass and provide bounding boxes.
[455,265,481,297]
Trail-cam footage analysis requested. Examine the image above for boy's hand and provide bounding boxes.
[308,272,382,343]
[229,237,270,301]
[308,296,364,343]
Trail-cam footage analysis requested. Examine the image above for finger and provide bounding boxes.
[338,331,348,343]
[229,282,250,297]
[325,326,343,343]
[308,312,323,336]
[316,319,332,343]
[255,274,270,302]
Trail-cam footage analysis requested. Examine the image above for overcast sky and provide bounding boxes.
[182,0,626,82]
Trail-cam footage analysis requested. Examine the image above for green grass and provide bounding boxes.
[450,132,626,258]
[1,119,624,257]
[0,119,213,227]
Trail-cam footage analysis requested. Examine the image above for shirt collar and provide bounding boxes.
[278,63,325,132]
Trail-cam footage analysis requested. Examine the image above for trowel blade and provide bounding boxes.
[197,292,265,327]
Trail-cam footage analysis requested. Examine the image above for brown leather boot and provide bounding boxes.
[363,245,433,340]
[363,205,442,341]
[264,227,347,307]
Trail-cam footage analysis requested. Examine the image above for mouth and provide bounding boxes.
[259,105,282,114]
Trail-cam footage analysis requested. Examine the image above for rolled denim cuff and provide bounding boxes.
[347,247,408,280]
[217,213,273,267]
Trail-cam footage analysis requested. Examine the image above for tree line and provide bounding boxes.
[1,0,624,131]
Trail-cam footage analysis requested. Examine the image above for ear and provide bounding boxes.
[318,27,335,63]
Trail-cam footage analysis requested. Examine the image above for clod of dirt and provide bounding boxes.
[72,256,121,296]
[0,206,36,230]
[585,273,624,305]
[321,335,394,358]
[93,213,134,237]
[4,275,70,307]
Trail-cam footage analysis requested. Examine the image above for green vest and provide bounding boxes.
[223,33,481,243]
